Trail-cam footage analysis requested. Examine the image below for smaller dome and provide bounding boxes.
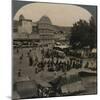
[38,15,52,24]
[19,14,25,21]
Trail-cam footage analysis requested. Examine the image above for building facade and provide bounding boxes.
[37,16,55,48]
[13,15,71,48]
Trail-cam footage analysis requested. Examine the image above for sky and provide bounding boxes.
[14,3,92,27]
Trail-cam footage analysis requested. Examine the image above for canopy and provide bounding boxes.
[55,45,70,49]
[35,79,52,87]
[92,48,96,53]
[15,80,38,98]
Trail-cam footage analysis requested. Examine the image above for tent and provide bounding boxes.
[92,48,96,53]
[15,80,38,99]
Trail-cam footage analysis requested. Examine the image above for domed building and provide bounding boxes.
[38,15,52,24]
[19,14,25,21]
[37,16,55,48]
[13,15,71,48]
[38,15,54,33]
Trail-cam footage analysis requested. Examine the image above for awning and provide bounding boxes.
[35,79,52,88]
[92,48,96,53]
[61,81,85,94]
[15,80,38,99]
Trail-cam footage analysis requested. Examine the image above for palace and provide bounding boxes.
[13,14,71,48]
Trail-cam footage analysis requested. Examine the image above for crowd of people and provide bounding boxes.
[15,48,83,74]
[37,84,62,97]
[14,47,96,98]
[34,57,83,73]
[14,47,96,77]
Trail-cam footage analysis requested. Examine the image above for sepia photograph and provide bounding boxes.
[12,0,97,99]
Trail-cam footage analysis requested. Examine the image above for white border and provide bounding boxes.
[0,0,100,100]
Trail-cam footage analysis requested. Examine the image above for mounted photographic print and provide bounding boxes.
[12,0,97,99]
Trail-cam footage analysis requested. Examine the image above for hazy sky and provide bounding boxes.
[14,3,92,26]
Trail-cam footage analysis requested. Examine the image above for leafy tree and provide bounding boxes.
[70,16,96,49]
[89,16,97,48]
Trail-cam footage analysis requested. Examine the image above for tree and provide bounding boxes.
[89,16,97,48]
[70,17,96,49]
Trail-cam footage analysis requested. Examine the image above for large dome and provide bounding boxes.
[38,16,52,24]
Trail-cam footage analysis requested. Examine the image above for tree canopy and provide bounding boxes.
[70,16,96,49]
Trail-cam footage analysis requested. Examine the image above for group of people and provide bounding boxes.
[34,57,83,73]
[15,47,96,77]
[15,47,84,74]
[37,84,62,97]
